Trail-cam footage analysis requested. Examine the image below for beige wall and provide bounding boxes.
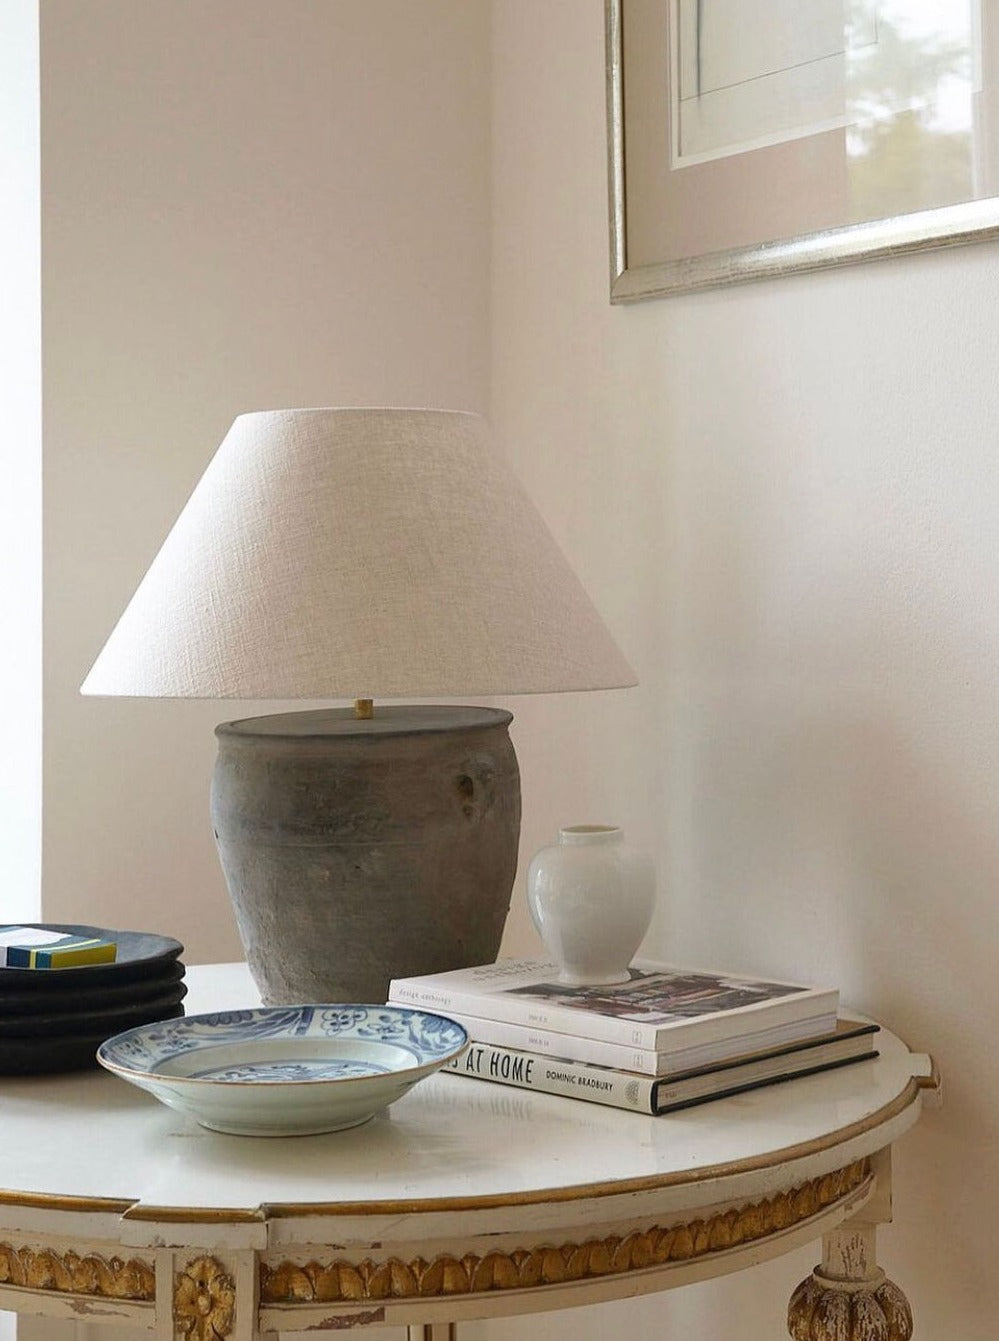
[38,1,999,1337]
[41,0,491,961]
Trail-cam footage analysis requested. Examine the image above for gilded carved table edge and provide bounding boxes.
[258,1159,872,1306]
[0,1160,871,1312]
[0,1243,155,1301]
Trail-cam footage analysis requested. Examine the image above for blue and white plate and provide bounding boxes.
[97,1005,467,1136]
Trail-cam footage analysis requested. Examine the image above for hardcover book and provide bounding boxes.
[388,958,838,1053]
[443,1018,879,1115]
[422,1007,836,1075]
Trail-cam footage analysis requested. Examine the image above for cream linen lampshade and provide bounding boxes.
[83,408,637,1003]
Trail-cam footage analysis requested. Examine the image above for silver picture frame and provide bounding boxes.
[607,0,999,302]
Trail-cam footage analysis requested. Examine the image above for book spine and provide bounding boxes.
[445,1041,657,1113]
[445,1040,878,1117]
[430,1008,665,1073]
[390,979,838,1050]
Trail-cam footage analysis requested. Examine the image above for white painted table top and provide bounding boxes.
[0,963,931,1221]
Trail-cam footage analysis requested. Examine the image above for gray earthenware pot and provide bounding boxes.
[211,705,520,1005]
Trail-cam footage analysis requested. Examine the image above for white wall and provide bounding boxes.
[37,2,999,1338]
[481,3,999,1338]
[0,0,42,924]
[41,0,491,961]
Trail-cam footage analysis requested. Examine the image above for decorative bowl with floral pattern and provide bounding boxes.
[97,1004,467,1136]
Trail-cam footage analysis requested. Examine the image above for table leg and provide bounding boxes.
[787,1221,913,1340]
[406,1327,457,1341]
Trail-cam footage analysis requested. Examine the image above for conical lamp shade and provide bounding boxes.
[82,408,636,700]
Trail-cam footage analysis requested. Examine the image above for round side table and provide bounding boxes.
[0,964,938,1341]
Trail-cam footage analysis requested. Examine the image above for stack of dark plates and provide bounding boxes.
[0,924,186,1075]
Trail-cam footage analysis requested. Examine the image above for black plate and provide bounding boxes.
[0,982,188,1038]
[0,926,183,991]
[0,1001,186,1075]
[0,959,185,1016]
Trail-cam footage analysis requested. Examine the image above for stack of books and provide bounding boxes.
[387,959,878,1115]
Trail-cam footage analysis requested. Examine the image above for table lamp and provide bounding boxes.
[82,408,636,1004]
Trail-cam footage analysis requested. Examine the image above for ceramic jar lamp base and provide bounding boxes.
[211,705,521,1005]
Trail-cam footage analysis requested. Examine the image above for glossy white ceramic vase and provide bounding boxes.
[527,825,655,986]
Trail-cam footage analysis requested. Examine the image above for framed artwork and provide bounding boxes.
[607,0,999,300]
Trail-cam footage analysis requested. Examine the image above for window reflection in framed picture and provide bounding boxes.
[607,0,999,300]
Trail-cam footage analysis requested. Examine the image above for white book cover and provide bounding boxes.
[389,957,838,1053]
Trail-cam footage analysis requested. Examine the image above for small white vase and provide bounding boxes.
[526,825,655,986]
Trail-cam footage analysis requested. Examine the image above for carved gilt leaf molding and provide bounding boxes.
[0,1242,155,1300]
[260,1159,870,1305]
